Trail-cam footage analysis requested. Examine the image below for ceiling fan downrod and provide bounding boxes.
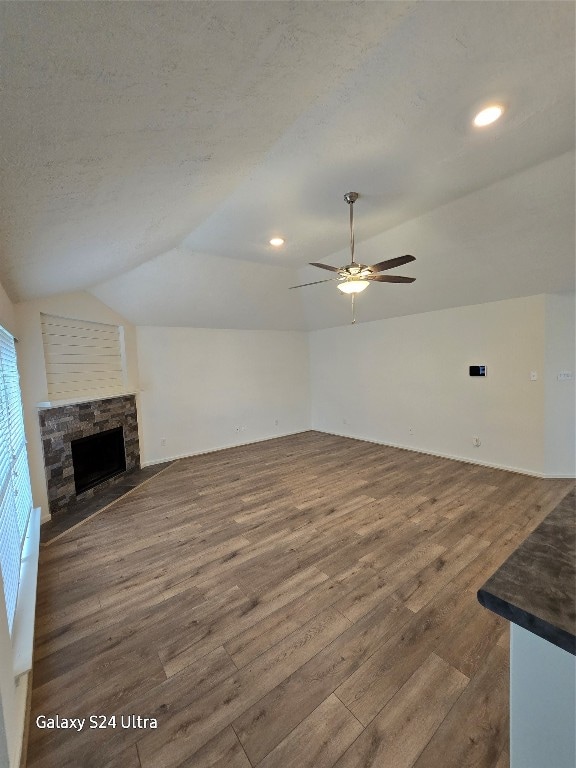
[345,192,360,324]
[344,192,359,266]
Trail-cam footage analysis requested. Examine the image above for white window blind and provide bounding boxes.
[0,326,33,634]
[41,313,124,400]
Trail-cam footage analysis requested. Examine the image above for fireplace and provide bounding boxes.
[38,394,140,517]
[71,426,127,495]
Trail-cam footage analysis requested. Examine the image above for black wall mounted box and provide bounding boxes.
[469,365,487,376]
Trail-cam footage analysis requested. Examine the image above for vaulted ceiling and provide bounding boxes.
[0,1,574,330]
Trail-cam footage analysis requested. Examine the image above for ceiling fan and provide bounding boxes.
[290,192,416,322]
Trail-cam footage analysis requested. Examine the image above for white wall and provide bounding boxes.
[13,287,574,517]
[544,293,576,477]
[136,326,309,465]
[15,291,140,520]
[0,281,16,338]
[310,295,549,475]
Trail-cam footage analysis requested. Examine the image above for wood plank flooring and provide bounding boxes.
[27,431,574,768]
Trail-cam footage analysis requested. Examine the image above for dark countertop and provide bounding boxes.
[477,489,575,655]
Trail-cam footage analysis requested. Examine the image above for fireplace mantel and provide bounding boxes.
[37,391,139,410]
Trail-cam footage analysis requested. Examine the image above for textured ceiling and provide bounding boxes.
[0,1,574,330]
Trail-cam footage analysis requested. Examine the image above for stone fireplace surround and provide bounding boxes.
[38,394,140,517]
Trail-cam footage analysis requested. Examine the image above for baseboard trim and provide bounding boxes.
[314,430,575,479]
[142,428,575,480]
[140,430,310,468]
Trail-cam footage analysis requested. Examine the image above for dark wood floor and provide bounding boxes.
[27,431,574,768]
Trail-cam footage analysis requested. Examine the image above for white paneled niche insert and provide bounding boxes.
[41,313,127,401]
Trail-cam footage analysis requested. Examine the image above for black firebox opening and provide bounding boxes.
[71,426,127,495]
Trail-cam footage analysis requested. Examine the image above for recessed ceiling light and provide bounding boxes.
[269,237,284,247]
[473,104,504,127]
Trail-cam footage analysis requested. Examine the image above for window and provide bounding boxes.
[41,313,124,400]
[0,326,33,633]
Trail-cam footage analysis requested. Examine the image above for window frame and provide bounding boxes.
[0,327,34,634]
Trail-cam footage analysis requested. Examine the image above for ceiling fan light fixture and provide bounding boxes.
[337,280,369,294]
[269,237,285,247]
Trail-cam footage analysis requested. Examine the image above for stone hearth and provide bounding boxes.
[39,394,140,517]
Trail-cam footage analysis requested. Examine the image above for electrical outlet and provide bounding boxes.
[558,371,574,381]
[473,436,481,447]
[530,371,538,381]
[274,418,279,427]
[160,438,166,447]
[409,426,414,435]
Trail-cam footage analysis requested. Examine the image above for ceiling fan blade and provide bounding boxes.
[309,262,342,273]
[367,255,415,273]
[366,274,415,283]
[289,278,340,289]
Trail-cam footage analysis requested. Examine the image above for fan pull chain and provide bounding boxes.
[351,293,356,324]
